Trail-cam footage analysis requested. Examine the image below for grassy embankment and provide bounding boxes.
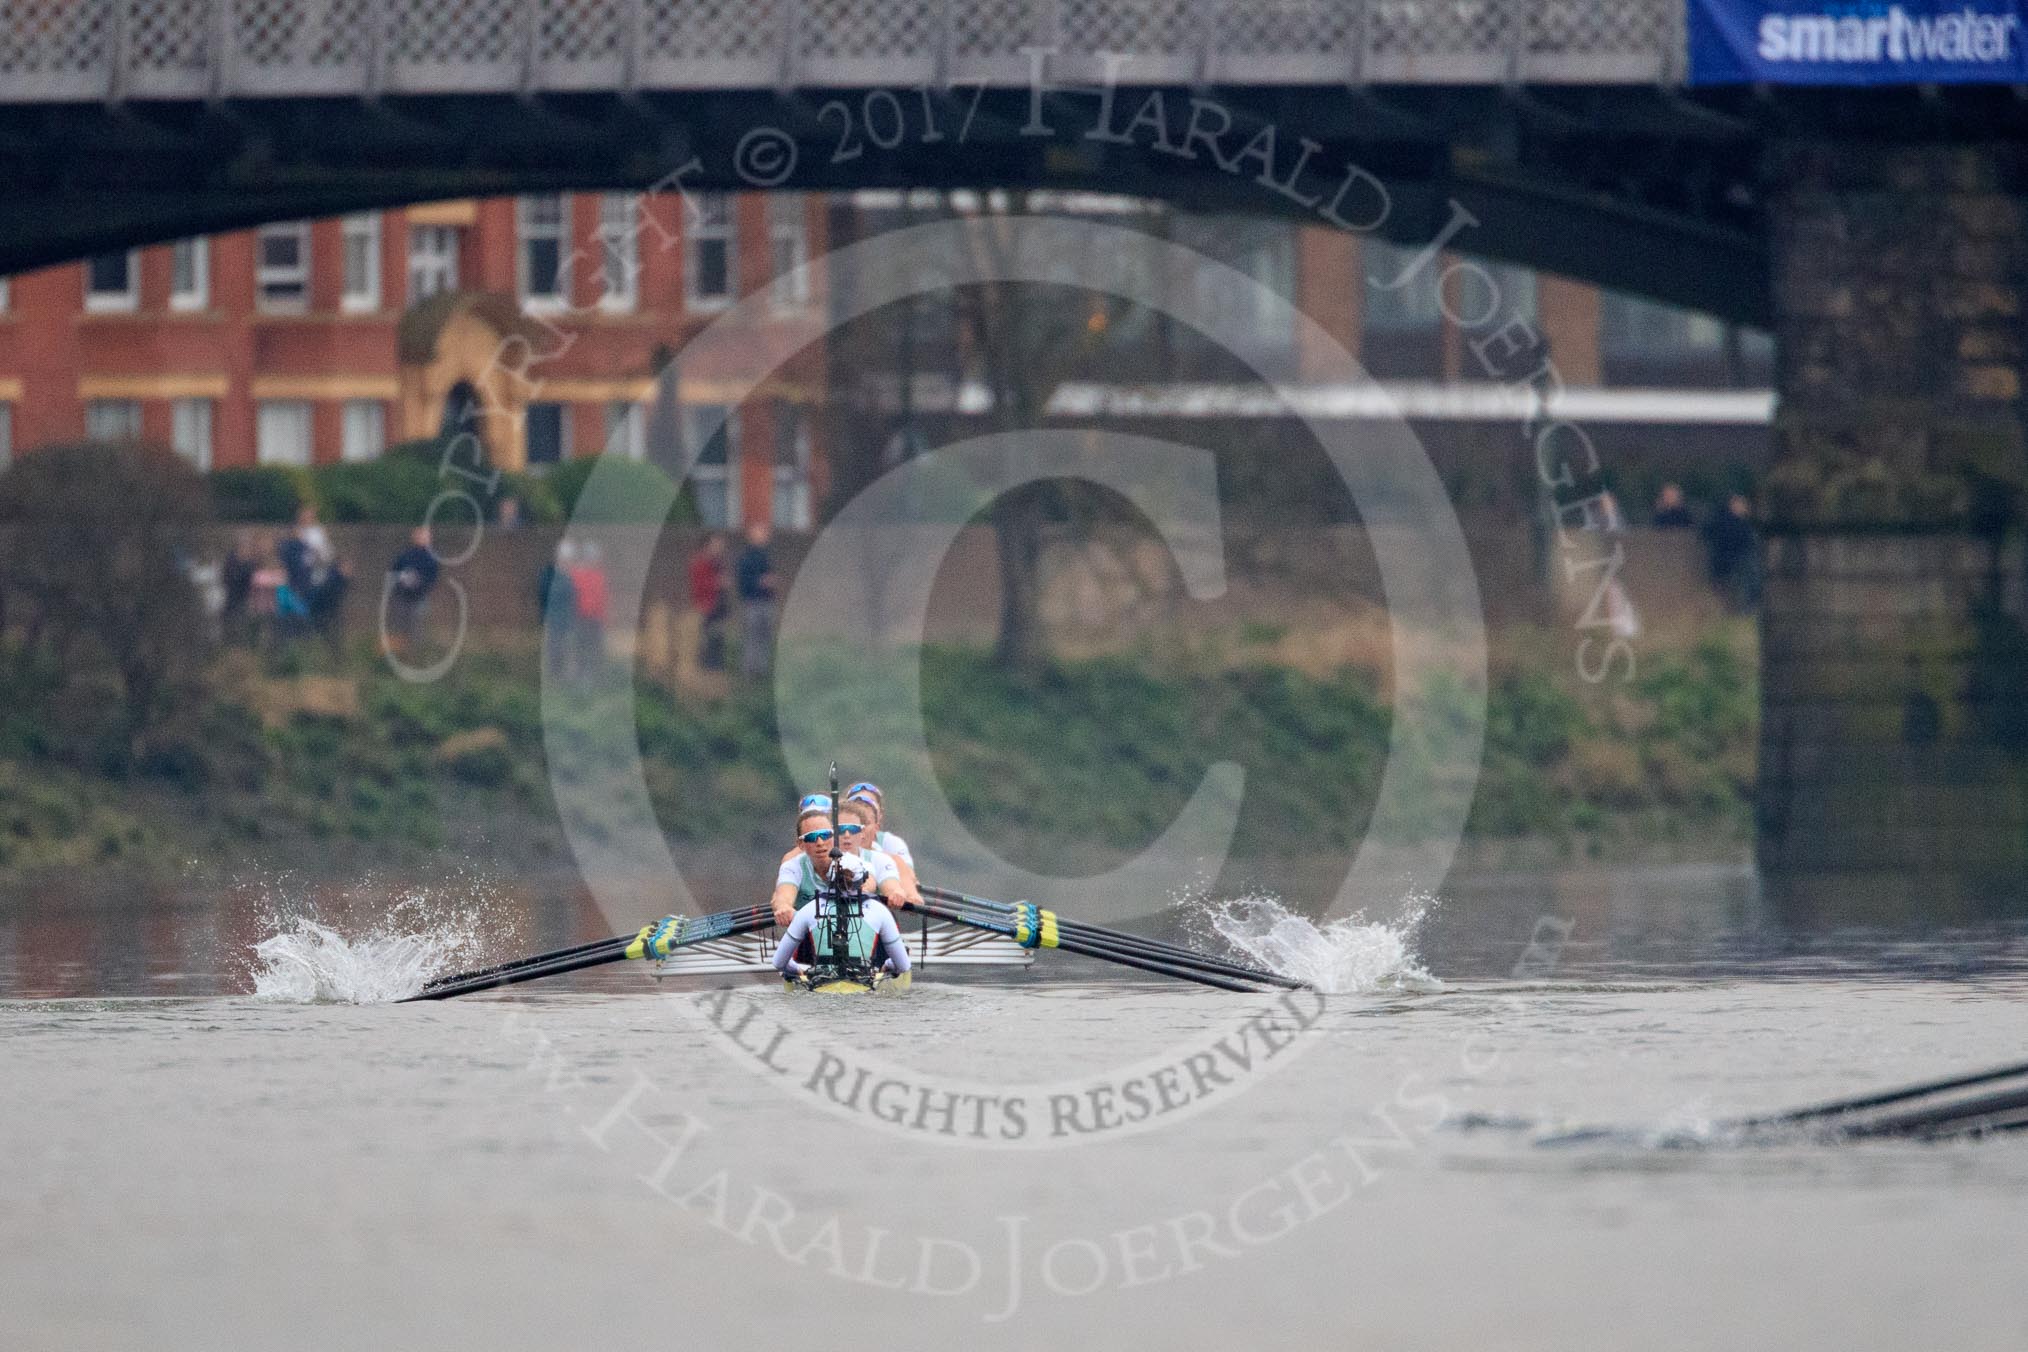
[0,619,1756,878]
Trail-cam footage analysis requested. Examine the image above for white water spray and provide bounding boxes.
[249,892,498,1004]
[1194,892,1441,995]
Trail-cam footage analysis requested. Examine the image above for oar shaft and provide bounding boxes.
[912,903,1264,993]
[410,906,776,1002]
[919,886,1304,988]
[1735,1058,2028,1130]
[404,939,634,1001]
[420,935,624,991]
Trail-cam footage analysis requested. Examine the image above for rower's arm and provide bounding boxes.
[770,882,799,928]
[889,855,922,910]
[772,909,814,978]
[873,906,911,976]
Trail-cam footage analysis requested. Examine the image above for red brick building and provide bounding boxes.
[0,192,829,529]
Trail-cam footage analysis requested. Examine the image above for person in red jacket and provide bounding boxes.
[568,540,610,674]
[688,533,728,671]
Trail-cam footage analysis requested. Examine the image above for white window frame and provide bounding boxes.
[340,213,381,314]
[524,401,571,467]
[767,195,809,312]
[256,222,311,313]
[409,224,460,302]
[604,401,645,460]
[685,193,735,311]
[0,401,12,470]
[0,277,9,312]
[170,398,213,470]
[169,238,208,312]
[341,399,385,462]
[83,251,139,313]
[517,195,569,312]
[256,399,313,466]
[597,193,639,313]
[770,402,813,529]
[685,403,740,527]
[85,399,143,442]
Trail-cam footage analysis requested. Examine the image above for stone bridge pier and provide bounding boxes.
[1760,142,2028,920]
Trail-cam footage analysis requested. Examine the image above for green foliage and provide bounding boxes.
[540,456,695,525]
[211,467,308,522]
[314,455,447,524]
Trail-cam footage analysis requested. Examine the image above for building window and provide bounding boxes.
[0,277,9,312]
[767,195,808,311]
[597,194,639,312]
[686,403,739,526]
[771,402,812,529]
[409,225,461,302]
[0,402,12,470]
[256,400,313,465]
[341,400,385,462]
[341,214,381,313]
[519,195,568,310]
[170,398,213,470]
[686,193,734,309]
[84,252,139,312]
[604,402,645,460]
[170,239,208,312]
[1360,239,1444,380]
[525,402,569,466]
[1601,292,1726,355]
[86,398,143,442]
[1449,259,1536,328]
[256,223,310,312]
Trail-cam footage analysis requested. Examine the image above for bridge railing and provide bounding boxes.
[0,0,1683,103]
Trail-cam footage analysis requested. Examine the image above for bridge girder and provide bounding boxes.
[5,83,1985,326]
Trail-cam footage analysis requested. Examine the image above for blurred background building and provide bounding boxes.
[0,189,1770,529]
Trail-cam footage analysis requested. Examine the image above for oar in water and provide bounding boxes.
[918,884,1306,990]
[1729,1058,2028,1140]
[909,900,1269,993]
[405,905,774,1002]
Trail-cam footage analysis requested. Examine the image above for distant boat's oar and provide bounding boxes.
[919,885,1306,989]
[404,906,774,1002]
[910,901,1267,992]
[1730,1057,2028,1136]
[1732,1059,2028,1131]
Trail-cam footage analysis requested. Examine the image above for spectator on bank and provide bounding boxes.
[384,525,440,658]
[276,506,347,643]
[496,496,524,531]
[734,523,777,678]
[1652,482,1695,528]
[221,531,260,645]
[689,533,729,672]
[537,539,579,677]
[1703,493,1762,613]
[570,540,612,674]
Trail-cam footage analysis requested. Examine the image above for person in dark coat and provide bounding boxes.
[1702,493,1762,613]
[384,525,440,657]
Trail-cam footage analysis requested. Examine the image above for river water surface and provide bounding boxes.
[6,866,2028,1351]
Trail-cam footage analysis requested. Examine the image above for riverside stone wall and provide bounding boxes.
[1760,141,2028,916]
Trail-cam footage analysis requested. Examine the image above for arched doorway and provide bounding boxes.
[440,380,486,461]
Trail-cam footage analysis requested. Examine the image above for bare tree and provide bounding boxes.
[954,196,1138,675]
[0,441,213,755]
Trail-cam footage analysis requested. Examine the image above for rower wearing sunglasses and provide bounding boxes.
[770,794,912,985]
[768,794,909,927]
[842,781,921,907]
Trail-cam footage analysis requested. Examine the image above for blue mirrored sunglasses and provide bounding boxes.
[798,828,835,844]
[798,794,832,812]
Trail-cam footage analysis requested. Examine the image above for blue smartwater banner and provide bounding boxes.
[1688,1,2028,83]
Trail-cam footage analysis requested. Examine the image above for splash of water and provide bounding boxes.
[1194,892,1441,995]
[249,893,495,1004]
